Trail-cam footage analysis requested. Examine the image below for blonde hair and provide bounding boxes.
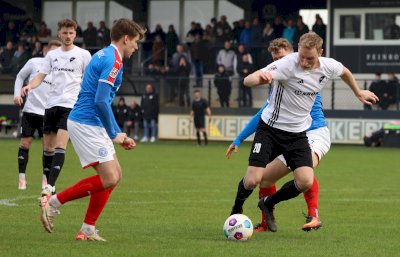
[299,32,323,52]
[268,38,293,54]
[47,39,62,48]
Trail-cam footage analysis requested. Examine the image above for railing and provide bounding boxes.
[123,74,400,111]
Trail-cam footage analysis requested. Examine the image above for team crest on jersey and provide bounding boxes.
[97,50,105,58]
[98,147,108,157]
[69,57,76,62]
[109,67,119,78]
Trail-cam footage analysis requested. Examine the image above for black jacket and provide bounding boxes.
[141,92,159,120]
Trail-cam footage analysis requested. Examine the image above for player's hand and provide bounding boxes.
[122,137,136,150]
[112,132,127,145]
[226,144,239,159]
[258,70,273,85]
[357,90,379,106]
[14,96,23,106]
[21,84,32,97]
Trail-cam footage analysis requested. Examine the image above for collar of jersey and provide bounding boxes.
[110,43,122,60]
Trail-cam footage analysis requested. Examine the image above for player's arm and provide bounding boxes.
[21,73,46,96]
[95,82,129,146]
[243,69,273,87]
[14,60,33,105]
[340,66,379,105]
[226,102,267,159]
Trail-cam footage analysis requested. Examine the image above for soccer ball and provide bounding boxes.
[223,214,253,241]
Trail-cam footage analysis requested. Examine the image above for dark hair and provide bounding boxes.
[58,19,77,31]
[110,18,146,41]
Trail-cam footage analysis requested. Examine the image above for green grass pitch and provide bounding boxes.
[0,139,399,257]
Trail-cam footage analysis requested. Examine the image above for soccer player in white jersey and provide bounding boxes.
[227,38,328,232]
[38,19,145,241]
[229,32,379,232]
[21,19,92,196]
[14,40,62,190]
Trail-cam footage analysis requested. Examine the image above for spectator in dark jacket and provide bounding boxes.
[124,100,142,140]
[237,54,255,107]
[190,34,208,87]
[141,84,159,143]
[173,55,192,107]
[113,97,130,130]
[214,64,232,107]
[0,41,15,74]
[83,22,98,47]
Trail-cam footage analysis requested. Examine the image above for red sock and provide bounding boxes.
[57,175,104,204]
[303,176,319,217]
[84,187,114,225]
[259,185,277,226]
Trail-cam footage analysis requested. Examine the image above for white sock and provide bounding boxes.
[19,173,26,180]
[49,195,62,209]
[81,223,95,234]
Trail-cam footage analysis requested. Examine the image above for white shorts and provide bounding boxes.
[67,119,115,168]
[277,126,331,167]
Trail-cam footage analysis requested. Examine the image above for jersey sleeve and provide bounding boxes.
[14,59,33,97]
[261,55,293,81]
[326,58,344,79]
[39,51,52,75]
[98,49,123,87]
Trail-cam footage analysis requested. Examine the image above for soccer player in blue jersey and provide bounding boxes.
[227,39,326,231]
[38,18,146,241]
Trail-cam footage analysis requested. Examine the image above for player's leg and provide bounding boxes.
[150,118,157,143]
[46,129,69,192]
[255,158,290,232]
[17,113,35,190]
[258,131,313,232]
[77,156,122,241]
[42,133,56,187]
[231,124,275,215]
[18,137,32,190]
[302,127,330,231]
[200,127,208,145]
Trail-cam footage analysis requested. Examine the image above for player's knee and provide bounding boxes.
[295,178,313,192]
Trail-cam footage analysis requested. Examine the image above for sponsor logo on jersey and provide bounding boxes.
[109,67,119,78]
[294,90,318,96]
[52,67,75,72]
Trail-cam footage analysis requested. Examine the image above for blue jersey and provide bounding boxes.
[69,44,123,127]
[232,93,327,146]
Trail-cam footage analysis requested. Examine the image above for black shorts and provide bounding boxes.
[194,116,205,129]
[21,112,44,138]
[248,120,312,170]
[43,106,72,134]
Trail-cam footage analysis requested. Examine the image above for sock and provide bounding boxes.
[19,173,26,180]
[43,151,54,180]
[18,147,29,174]
[259,185,276,226]
[202,131,208,145]
[80,223,95,235]
[232,178,254,213]
[196,132,201,145]
[303,176,319,217]
[57,175,105,204]
[84,187,113,226]
[47,148,66,186]
[265,180,301,208]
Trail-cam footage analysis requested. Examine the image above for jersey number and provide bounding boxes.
[253,143,262,153]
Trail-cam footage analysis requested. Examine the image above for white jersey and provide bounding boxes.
[14,57,52,115]
[40,46,91,109]
[260,52,343,132]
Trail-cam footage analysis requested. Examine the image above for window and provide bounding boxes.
[334,8,400,45]
[366,13,400,40]
[339,15,361,39]
[43,1,73,36]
